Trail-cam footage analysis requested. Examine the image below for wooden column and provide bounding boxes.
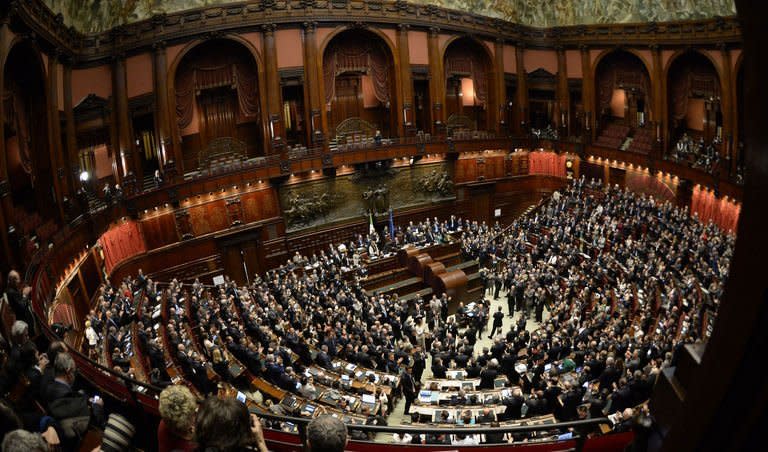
[46,51,66,220]
[515,44,528,133]
[0,21,16,268]
[302,21,325,145]
[397,24,414,136]
[62,61,79,191]
[112,55,134,184]
[153,41,177,176]
[651,45,665,158]
[427,27,445,134]
[556,46,570,137]
[0,180,12,271]
[719,43,735,171]
[494,38,506,135]
[580,45,594,142]
[731,57,741,173]
[263,24,286,153]
[0,19,10,184]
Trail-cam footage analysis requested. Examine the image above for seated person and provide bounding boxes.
[437,410,453,424]
[456,409,475,425]
[297,376,319,400]
[476,407,496,424]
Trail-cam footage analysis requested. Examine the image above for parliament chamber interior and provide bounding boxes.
[0,0,766,451]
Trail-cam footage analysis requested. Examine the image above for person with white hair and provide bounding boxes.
[10,321,28,345]
[1,429,48,452]
[43,353,106,443]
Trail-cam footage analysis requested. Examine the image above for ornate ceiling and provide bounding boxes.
[43,0,737,34]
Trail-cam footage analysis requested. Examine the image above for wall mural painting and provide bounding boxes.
[44,0,736,33]
[279,162,455,231]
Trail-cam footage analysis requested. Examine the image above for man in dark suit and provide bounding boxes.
[45,352,106,444]
[488,307,504,338]
[466,359,482,378]
[599,357,621,392]
[412,347,426,383]
[5,270,35,334]
[399,366,417,415]
[493,273,503,300]
[502,388,525,420]
[431,357,447,379]
[476,407,496,424]
[479,360,500,390]
[507,285,516,317]
[315,344,333,369]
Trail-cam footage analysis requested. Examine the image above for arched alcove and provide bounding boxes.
[594,50,652,132]
[173,39,263,173]
[322,29,397,142]
[736,62,744,171]
[443,37,494,135]
[667,51,722,148]
[2,40,55,260]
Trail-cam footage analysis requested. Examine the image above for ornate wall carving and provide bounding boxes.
[279,162,455,231]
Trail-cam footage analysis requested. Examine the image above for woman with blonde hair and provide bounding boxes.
[211,347,233,382]
[157,385,198,452]
[84,320,97,359]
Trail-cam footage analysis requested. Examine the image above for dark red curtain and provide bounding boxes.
[528,151,567,177]
[324,38,391,107]
[691,186,740,233]
[99,221,147,273]
[444,44,489,108]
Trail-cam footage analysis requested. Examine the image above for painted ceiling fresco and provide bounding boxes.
[44,0,737,34]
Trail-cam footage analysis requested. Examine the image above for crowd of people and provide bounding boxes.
[0,173,735,449]
[670,133,724,174]
[0,321,112,450]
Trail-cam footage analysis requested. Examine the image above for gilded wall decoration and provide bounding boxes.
[44,0,736,33]
[279,162,455,231]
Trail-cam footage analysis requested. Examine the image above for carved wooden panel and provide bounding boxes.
[188,199,229,236]
[141,212,180,249]
[225,196,243,226]
[175,209,194,240]
[241,191,262,224]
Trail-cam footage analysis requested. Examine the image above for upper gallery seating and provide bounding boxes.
[594,123,631,149]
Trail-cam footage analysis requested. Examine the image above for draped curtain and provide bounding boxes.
[597,75,614,115]
[323,40,391,107]
[444,55,488,107]
[670,67,719,123]
[2,86,33,175]
[596,61,650,115]
[175,62,259,130]
[691,186,740,233]
[99,221,147,273]
[670,72,691,121]
[528,151,567,178]
[175,69,195,130]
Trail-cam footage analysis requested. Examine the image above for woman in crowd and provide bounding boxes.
[158,385,198,452]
